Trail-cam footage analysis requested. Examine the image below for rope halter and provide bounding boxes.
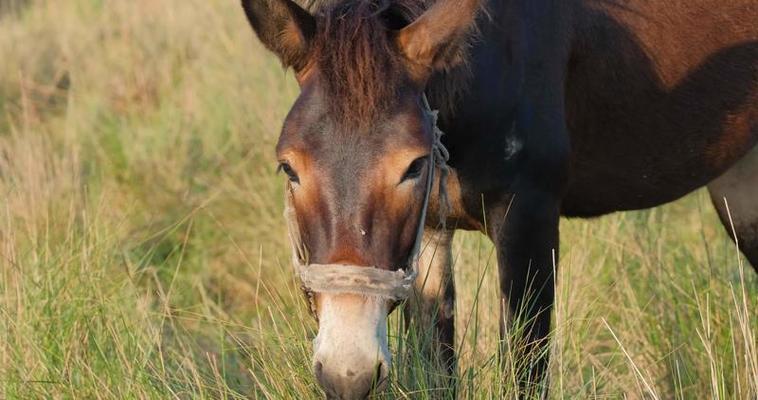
[283,94,450,318]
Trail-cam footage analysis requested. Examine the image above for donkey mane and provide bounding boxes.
[299,0,474,129]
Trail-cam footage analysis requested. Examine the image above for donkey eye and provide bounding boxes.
[278,162,300,184]
[400,156,428,183]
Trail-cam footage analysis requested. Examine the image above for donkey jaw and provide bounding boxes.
[312,293,391,399]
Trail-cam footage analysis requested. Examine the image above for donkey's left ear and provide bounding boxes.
[242,0,316,71]
[395,0,481,78]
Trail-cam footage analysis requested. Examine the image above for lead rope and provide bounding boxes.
[284,93,450,319]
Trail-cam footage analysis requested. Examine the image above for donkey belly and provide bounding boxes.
[561,0,758,218]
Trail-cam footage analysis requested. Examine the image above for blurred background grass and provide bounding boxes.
[0,0,755,398]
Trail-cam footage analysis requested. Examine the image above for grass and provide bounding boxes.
[0,0,756,398]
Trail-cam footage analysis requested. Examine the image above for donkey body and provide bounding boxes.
[243,0,757,397]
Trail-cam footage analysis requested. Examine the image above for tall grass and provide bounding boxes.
[0,1,755,398]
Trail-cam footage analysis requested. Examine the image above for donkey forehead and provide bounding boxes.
[277,85,433,160]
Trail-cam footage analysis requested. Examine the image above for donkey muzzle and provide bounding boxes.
[312,293,391,399]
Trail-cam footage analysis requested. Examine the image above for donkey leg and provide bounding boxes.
[406,229,456,374]
[488,188,559,389]
[708,145,758,272]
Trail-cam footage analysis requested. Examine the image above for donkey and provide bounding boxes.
[241,0,757,397]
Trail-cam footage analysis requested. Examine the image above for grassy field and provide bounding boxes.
[0,1,756,398]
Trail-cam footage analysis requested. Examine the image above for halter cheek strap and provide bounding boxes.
[283,94,450,318]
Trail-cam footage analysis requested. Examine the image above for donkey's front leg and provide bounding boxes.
[405,229,456,374]
[488,187,559,390]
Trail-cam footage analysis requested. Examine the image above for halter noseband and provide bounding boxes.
[283,94,450,318]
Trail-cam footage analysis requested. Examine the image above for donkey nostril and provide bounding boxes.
[314,361,324,378]
[313,361,333,395]
[373,362,390,391]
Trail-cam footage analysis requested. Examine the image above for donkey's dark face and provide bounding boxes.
[278,79,433,271]
[242,0,480,398]
[279,78,432,398]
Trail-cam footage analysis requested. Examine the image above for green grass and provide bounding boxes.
[0,1,756,398]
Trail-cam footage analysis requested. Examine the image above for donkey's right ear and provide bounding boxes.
[242,0,316,71]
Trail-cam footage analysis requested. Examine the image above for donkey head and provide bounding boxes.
[242,0,479,398]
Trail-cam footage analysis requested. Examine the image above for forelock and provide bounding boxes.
[310,1,427,131]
